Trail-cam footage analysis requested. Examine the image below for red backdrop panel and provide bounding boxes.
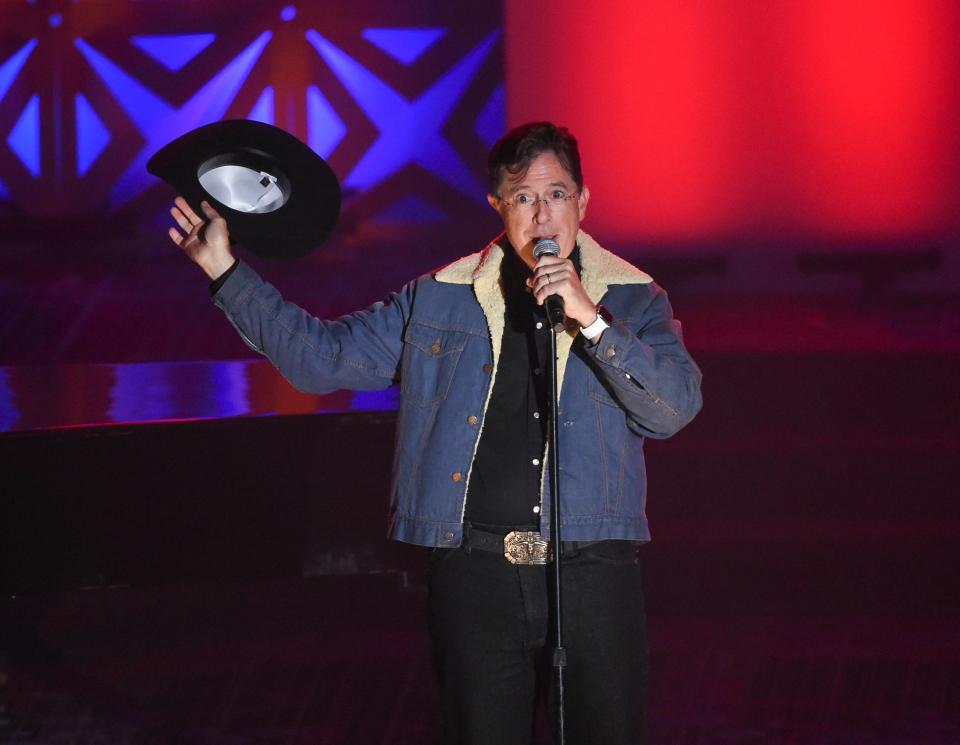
[505,0,960,246]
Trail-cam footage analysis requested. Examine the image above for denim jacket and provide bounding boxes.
[213,230,702,547]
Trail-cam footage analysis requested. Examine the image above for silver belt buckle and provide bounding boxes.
[503,531,553,565]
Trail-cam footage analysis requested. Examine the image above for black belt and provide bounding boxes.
[462,525,606,564]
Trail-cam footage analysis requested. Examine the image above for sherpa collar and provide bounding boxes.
[432,229,652,414]
[433,229,653,297]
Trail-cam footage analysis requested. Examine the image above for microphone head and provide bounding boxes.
[533,238,561,258]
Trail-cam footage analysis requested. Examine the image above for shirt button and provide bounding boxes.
[467,415,478,425]
[533,506,541,514]
[534,367,542,376]
[452,471,463,482]
[482,364,493,374]
[533,412,540,419]
[532,458,540,466]
[536,321,543,330]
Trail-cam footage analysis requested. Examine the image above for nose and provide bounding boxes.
[532,199,550,223]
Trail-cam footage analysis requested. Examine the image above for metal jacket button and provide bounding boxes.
[431,339,441,354]
[452,471,463,482]
[467,415,478,425]
[482,363,492,374]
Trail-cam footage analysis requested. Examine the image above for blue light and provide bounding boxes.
[350,387,399,412]
[131,33,216,72]
[75,33,271,206]
[0,368,18,433]
[8,94,41,177]
[473,82,505,148]
[280,5,296,22]
[109,364,176,423]
[306,85,345,157]
[0,39,38,102]
[76,38,172,134]
[108,362,251,423]
[247,86,274,125]
[48,12,63,28]
[306,29,498,199]
[362,27,445,66]
[75,93,111,176]
[208,361,251,418]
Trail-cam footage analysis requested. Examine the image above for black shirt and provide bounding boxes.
[463,245,582,528]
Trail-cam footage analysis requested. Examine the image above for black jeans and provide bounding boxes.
[428,540,647,745]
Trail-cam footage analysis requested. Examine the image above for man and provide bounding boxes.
[168,122,702,744]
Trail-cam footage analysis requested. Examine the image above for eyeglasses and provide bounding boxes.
[498,190,579,213]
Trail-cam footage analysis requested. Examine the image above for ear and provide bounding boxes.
[577,184,590,221]
[486,193,501,212]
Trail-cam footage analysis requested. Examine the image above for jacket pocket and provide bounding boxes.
[401,322,468,406]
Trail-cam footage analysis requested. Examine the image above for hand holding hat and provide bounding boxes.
[149,119,341,260]
[168,197,235,280]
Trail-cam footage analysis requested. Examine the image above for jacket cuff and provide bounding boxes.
[586,322,632,370]
[211,260,262,310]
[208,258,239,296]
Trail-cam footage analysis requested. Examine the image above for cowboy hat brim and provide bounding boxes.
[148,119,341,259]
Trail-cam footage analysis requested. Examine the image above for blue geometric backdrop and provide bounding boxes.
[0,0,504,234]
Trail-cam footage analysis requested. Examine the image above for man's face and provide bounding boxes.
[488,151,589,266]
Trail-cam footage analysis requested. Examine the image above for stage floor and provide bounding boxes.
[3,577,958,744]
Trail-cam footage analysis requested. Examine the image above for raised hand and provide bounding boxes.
[168,196,236,280]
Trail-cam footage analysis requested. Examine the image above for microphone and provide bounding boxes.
[533,238,566,330]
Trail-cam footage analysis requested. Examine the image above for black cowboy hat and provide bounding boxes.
[147,119,341,259]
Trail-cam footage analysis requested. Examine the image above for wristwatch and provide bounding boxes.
[580,305,612,340]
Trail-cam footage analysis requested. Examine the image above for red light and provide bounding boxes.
[505,0,960,243]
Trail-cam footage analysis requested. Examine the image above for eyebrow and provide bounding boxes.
[503,179,571,196]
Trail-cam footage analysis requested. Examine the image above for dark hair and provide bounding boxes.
[487,122,583,196]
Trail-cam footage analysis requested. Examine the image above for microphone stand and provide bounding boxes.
[533,237,570,743]
[547,315,567,745]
